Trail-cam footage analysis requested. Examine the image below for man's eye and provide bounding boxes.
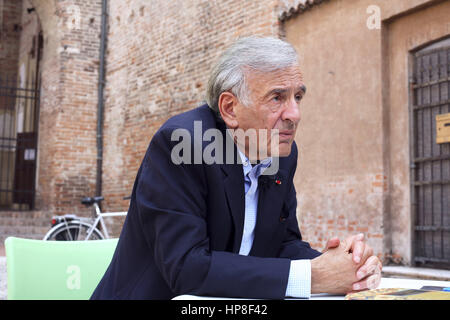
[273,95,281,102]
[295,95,302,102]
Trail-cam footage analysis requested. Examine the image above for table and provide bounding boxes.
[173,277,450,300]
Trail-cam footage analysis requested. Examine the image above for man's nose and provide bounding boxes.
[281,97,301,124]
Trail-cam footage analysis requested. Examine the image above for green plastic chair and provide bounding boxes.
[5,236,118,300]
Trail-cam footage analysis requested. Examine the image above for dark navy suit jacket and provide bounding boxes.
[91,104,320,300]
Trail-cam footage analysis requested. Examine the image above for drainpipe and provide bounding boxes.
[96,0,108,198]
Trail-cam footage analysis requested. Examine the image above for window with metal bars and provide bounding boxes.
[0,75,39,210]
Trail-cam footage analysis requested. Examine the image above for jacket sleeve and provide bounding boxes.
[135,126,291,299]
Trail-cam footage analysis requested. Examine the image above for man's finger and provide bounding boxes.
[357,244,374,267]
[352,273,381,291]
[343,233,364,252]
[322,237,340,253]
[352,241,365,264]
[356,256,382,280]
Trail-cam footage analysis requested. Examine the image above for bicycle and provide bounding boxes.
[43,196,129,241]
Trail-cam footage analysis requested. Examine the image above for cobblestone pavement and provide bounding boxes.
[0,257,6,300]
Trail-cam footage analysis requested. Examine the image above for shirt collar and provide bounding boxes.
[226,128,272,176]
[237,147,272,177]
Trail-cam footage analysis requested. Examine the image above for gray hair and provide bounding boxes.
[205,36,299,117]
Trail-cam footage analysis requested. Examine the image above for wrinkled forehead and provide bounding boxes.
[244,66,306,95]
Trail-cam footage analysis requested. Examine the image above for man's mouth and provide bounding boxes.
[277,130,295,141]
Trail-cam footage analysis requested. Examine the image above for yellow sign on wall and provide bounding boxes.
[436,113,450,144]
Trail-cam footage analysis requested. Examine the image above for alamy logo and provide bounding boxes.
[366,5,381,30]
[66,265,81,290]
[170,121,280,175]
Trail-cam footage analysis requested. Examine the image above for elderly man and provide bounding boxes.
[91,36,382,300]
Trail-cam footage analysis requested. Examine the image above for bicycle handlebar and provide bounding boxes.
[81,196,104,206]
[81,195,131,206]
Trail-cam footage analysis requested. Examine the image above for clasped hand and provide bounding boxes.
[310,233,382,294]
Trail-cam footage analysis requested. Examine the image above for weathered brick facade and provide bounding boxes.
[29,0,102,216]
[99,0,286,236]
[2,1,98,215]
[102,0,281,213]
[0,0,106,241]
[2,0,449,267]
[1,0,285,239]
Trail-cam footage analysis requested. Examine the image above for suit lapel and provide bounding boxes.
[220,163,245,253]
[215,119,247,253]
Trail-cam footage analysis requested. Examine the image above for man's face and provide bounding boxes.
[232,66,305,159]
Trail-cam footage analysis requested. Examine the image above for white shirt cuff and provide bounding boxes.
[285,259,311,299]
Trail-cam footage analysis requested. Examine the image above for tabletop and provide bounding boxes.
[173,277,450,300]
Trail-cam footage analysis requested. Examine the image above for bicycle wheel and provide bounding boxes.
[44,221,104,240]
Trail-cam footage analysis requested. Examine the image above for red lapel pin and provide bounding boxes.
[275,179,282,185]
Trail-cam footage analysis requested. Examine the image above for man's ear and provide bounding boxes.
[218,92,239,129]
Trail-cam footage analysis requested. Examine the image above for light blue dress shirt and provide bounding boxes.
[237,148,311,299]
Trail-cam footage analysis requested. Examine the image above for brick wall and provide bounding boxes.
[30,0,103,216]
[3,0,292,238]
[102,0,282,219]
[2,0,395,250]
[296,173,387,255]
